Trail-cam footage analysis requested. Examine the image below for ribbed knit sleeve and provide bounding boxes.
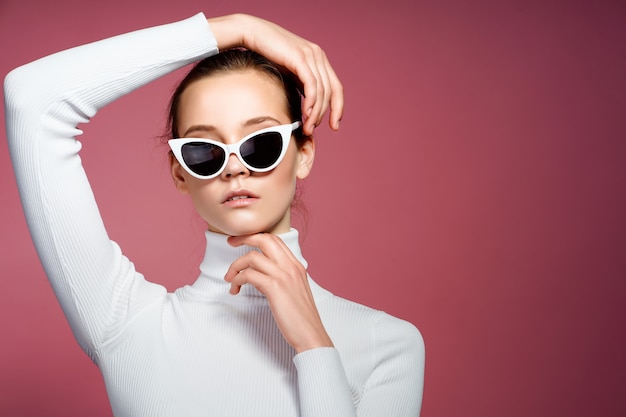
[294,347,357,417]
[294,308,424,417]
[3,13,218,360]
[357,314,425,416]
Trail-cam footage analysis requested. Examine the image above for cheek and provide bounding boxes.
[256,166,298,208]
[185,180,221,213]
[271,150,300,191]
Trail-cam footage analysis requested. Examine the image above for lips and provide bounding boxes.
[222,189,259,204]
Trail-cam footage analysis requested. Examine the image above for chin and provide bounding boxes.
[206,210,291,236]
[208,221,285,237]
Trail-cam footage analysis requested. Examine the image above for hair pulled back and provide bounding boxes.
[165,49,308,145]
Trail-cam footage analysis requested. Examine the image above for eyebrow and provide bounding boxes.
[182,116,283,137]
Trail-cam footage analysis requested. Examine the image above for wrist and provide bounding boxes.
[294,332,334,354]
[207,14,247,51]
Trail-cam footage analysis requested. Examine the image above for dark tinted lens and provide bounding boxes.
[181,142,226,177]
[240,132,283,169]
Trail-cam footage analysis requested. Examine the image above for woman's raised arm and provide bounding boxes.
[4,12,342,361]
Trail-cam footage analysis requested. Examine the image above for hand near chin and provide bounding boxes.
[224,233,334,353]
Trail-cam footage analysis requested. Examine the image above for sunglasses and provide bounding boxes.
[169,122,301,180]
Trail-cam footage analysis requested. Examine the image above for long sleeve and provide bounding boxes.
[297,297,425,417]
[294,348,357,417]
[357,314,425,416]
[4,13,218,360]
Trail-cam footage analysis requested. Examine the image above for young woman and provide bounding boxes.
[5,12,424,417]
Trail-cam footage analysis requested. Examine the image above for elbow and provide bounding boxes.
[4,64,38,114]
[4,65,39,149]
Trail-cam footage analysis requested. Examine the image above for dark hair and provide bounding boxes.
[165,49,309,146]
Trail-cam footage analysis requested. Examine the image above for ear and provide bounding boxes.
[295,137,316,180]
[169,153,190,195]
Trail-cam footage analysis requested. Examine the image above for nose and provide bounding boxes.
[221,153,250,179]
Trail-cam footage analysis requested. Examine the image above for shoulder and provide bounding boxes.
[371,310,425,361]
[312,280,424,358]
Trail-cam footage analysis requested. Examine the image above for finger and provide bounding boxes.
[298,68,317,127]
[304,47,343,134]
[299,50,322,135]
[303,46,326,134]
[227,233,292,263]
[312,70,330,130]
[227,268,269,295]
[227,234,306,282]
[326,62,344,130]
[229,233,306,272]
[224,250,276,284]
[314,50,333,126]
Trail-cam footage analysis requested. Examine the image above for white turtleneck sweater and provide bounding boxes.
[4,13,424,417]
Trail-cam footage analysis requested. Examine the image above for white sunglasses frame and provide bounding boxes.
[168,121,301,180]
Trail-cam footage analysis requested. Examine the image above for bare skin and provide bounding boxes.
[207,13,343,135]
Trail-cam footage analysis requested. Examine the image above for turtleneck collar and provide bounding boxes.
[189,228,308,297]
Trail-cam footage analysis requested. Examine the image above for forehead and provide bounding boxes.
[178,71,289,125]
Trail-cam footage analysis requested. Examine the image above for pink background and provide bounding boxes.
[1,0,625,416]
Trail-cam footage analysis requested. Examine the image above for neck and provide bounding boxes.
[190,228,307,297]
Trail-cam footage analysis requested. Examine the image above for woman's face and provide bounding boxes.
[170,70,314,236]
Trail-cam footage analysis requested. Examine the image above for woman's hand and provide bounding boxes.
[223,233,334,353]
[207,13,343,136]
